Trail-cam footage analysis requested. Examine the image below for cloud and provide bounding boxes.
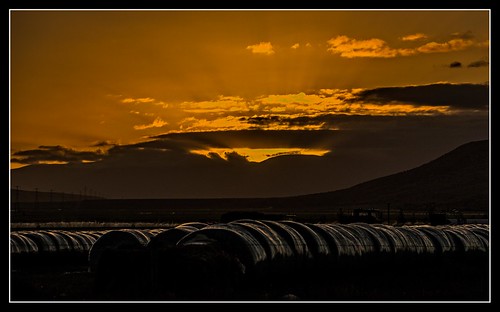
[121,97,168,108]
[13,110,489,168]
[109,83,491,138]
[11,115,488,199]
[92,141,117,147]
[178,116,247,132]
[468,60,489,68]
[451,31,475,40]
[130,110,154,116]
[350,83,489,109]
[160,84,486,134]
[152,130,340,150]
[242,115,329,130]
[12,145,105,165]
[327,35,484,58]
[259,92,323,105]
[122,97,155,104]
[291,43,300,49]
[180,95,248,114]
[416,39,475,53]
[224,151,249,163]
[478,40,490,48]
[239,107,457,131]
[254,90,451,119]
[326,35,404,58]
[12,83,488,169]
[134,117,168,130]
[446,60,488,69]
[265,151,301,158]
[246,42,275,55]
[400,33,428,41]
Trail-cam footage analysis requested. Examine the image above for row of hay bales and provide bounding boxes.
[11,222,488,258]
[11,230,105,254]
[89,221,489,268]
[10,221,489,299]
[10,229,109,268]
[87,221,488,300]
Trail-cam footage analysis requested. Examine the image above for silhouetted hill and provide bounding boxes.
[293,140,489,212]
[10,140,489,224]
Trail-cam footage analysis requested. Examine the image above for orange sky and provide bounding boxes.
[10,10,490,192]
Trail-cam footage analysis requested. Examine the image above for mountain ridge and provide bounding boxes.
[10,140,489,223]
[292,139,489,212]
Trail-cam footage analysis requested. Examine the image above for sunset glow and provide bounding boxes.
[190,148,331,162]
[10,9,489,198]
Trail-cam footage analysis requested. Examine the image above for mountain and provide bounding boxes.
[9,140,489,224]
[292,140,489,212]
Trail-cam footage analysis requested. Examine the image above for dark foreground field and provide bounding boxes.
[11,247,489,302]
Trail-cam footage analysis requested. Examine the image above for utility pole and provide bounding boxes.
[34,188,39,209]
[15,185,19,210]
[387,203,391,225]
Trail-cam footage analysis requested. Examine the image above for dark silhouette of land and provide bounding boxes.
[294,139,489,210]
[10,140,489,225]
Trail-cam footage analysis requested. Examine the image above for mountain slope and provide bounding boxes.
[293,140,489,211]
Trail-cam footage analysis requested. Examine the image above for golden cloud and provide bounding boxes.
[416,39,475,53]
[401,33,428,41]
[134,117,168,130]
[122,97,155,103]
[327,35,484,58]
[121,97,168,108]
[259,92,323,105]
[326,35,402,58]
[246,42,275,55]
[178,116,247,132]
[180,96,249,114]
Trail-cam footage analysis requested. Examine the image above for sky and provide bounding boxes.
[9,10,490,199]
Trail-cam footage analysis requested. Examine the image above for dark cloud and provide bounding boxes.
[92,141,116,147]
[451,31,475,40]
[13,105,489,171]
[225,151,249,163]
[266,151,301,158]
[12,131,338,166]
[242,115,329,129]
[150,132,231,150]
[150,130,342,150]
[207,152,225,161]
[12,112,488,198]
[468,60,489,68]
[449,61,462,68]
[350,83,489,109]
[243,115,283,126]
[12,145,104,165]
[11,96,489,198]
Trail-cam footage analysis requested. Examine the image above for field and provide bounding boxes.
[10,220,490,302]
[9,197,490,302]
[10,250,489,302]
[10,197,488,225]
